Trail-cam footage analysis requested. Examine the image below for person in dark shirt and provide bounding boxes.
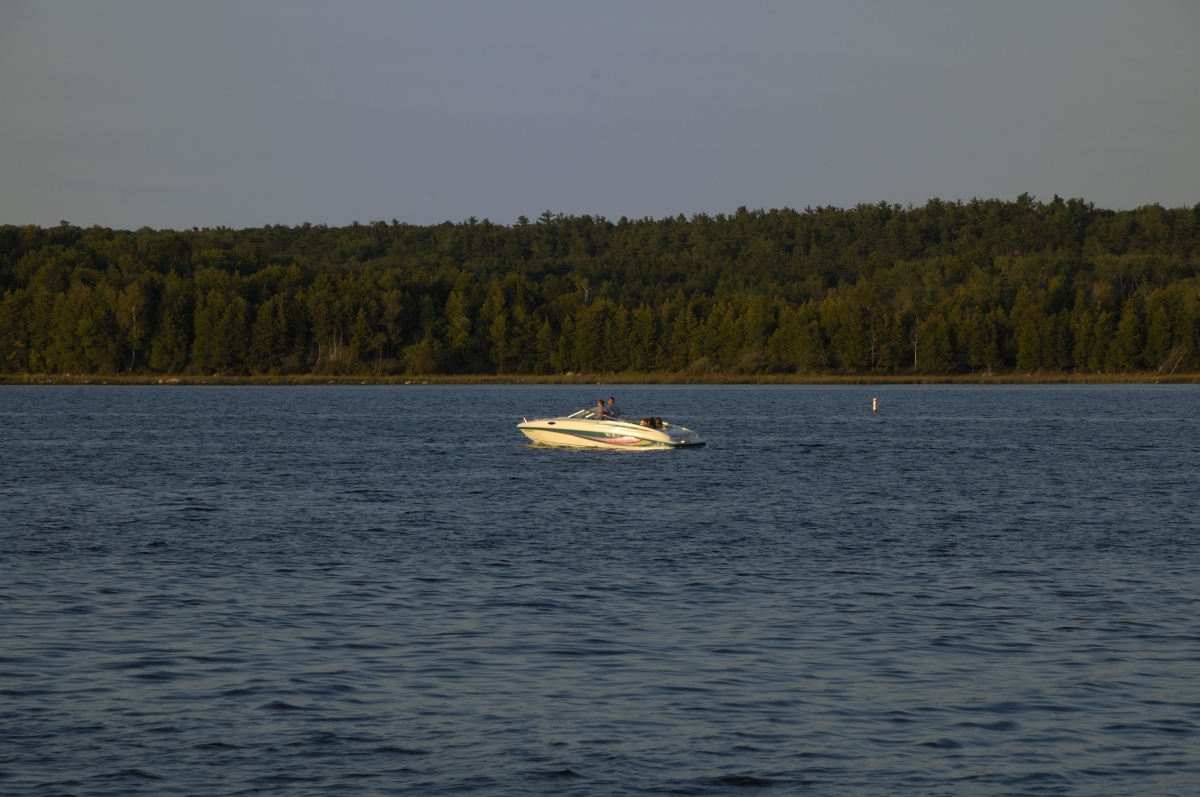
[606,396,621,418]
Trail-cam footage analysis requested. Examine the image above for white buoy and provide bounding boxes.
[872,397,878,412]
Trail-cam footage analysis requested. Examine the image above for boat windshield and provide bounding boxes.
[567,408,623,421]
[561,409,671,429]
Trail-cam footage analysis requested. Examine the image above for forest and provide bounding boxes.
[2,194,1199,378]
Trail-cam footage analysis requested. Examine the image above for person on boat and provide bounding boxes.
[595,399,608,418]
[606,396,621,418]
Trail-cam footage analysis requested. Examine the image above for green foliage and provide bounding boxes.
[192,269,248,373]
[1110,296,1146,372]
[1,197,1199,375]
[149,272,194,373]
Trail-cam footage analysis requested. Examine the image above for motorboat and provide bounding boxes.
[518,408,705,449]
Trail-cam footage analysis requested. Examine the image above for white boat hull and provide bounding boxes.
[518,416,704,449]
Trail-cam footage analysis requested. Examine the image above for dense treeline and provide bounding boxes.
[2,195,1200,377]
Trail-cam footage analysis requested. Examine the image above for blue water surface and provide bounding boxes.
[1,384,1198,796]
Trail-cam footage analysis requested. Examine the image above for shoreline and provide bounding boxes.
[3,372,1199,386]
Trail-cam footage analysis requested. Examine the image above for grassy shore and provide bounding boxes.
[3,372,1199,386]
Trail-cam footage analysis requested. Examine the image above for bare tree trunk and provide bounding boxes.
[1159,346,1184,375]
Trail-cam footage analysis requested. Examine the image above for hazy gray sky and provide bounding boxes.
[1,1,1197,229]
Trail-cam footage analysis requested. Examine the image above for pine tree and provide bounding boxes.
[1110,297,1146,371]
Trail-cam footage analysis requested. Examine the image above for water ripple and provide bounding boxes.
[1,385,1198,795]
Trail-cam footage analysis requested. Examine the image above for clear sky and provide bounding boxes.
[1,1,1197,229]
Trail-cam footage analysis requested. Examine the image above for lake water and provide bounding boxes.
[2,384,1198,796]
